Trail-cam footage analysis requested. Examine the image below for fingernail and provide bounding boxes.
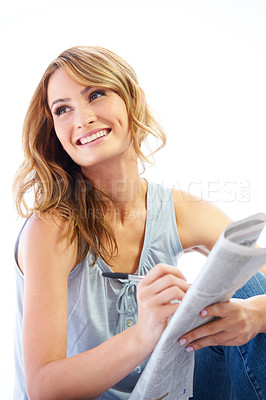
[201,310,208,317]
[179,338,187,346]
[185,346,194,353]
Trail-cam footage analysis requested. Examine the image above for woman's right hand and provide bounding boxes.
[135,263,190,352]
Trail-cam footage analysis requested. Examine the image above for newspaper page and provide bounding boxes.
[129,213,266,400]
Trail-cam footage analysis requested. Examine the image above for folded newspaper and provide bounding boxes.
[129,213,266,400]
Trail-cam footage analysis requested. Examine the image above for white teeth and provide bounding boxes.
[79,129,110,145]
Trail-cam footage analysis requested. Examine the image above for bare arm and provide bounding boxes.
[19,214,189,400]
[172,190,232,253]
[173,189,266,272]
[172,190,266,349]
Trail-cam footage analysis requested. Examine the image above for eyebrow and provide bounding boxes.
[80,86,92,96]
[50,98,71,109]
[50,87,92,109]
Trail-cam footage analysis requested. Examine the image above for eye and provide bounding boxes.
[54,105,71,116]
[89,89,106,102]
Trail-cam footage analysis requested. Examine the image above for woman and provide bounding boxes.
[13,46,266,399]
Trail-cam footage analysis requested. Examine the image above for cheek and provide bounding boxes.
[109,97,129,129]
[53,128,64,146]
[53,120,70,145]
[116,107,130,132]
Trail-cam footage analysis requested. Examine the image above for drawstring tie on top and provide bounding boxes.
[116,280,138,314]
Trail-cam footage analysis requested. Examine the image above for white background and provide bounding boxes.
[1,0,266,397]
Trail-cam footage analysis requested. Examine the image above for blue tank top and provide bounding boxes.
[13,181,183,399]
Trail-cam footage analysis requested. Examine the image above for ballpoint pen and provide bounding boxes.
[102,272,144,282]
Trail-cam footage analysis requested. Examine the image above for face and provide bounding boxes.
[47,68,131,173]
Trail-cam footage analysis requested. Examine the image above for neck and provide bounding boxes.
[81,153,147,211]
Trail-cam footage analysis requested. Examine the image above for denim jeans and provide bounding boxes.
[191,271,266,400]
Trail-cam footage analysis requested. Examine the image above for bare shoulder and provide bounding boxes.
[171,189,232,253]
[18,212,77,276]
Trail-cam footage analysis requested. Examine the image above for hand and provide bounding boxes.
[178,297,264,352]
[135,263,190,353]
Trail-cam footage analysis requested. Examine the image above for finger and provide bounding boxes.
[183,331,238,352]
[178,317,227,346]
[138,278,188,308]
[155,285,187,304]
[143,263,187,285]
[148,274,190,296]
[200,301,232,318]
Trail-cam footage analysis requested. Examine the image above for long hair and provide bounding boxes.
[13,46,166,264]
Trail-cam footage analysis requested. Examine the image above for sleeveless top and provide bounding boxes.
[13,181,183,399]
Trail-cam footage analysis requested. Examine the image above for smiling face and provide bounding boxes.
[47,68,132,174]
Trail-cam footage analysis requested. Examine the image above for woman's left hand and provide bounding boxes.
[178,296,266,352]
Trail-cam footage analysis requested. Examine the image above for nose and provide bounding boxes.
[75,104,96,128]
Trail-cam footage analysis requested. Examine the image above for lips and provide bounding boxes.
[77,128,111,145]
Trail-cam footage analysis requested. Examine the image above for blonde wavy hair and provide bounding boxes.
[13,46,166,264]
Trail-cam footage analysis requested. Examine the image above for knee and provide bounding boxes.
[233,271,266,300]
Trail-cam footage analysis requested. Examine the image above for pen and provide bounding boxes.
[102,272,145,282]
